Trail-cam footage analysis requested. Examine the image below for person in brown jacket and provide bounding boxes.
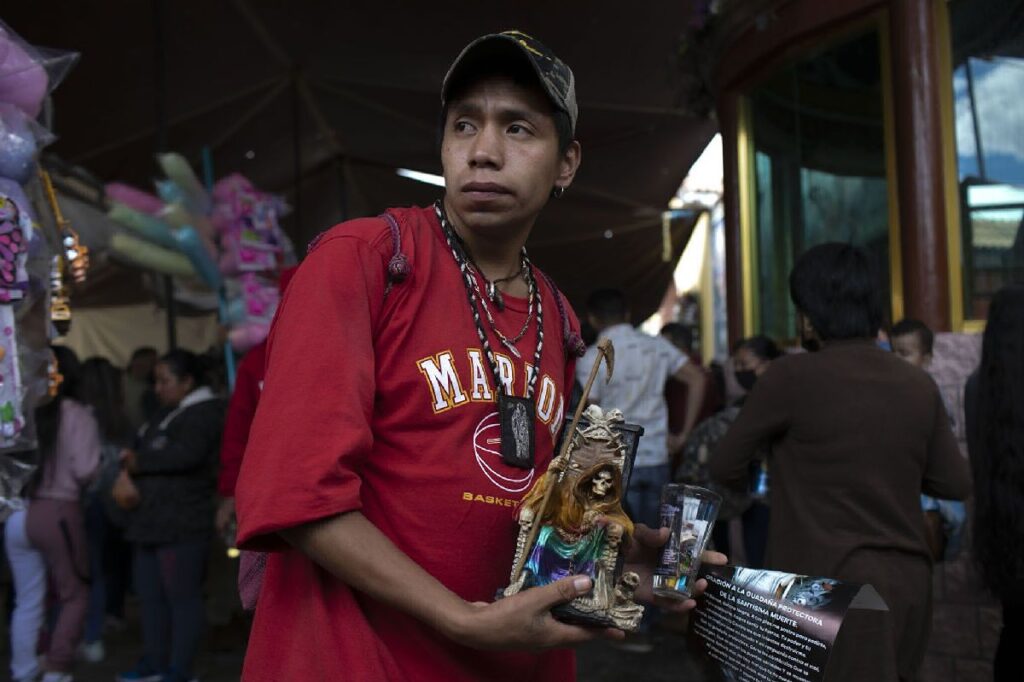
[710,243,971,682]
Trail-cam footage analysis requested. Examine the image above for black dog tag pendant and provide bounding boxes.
[498,394,535,469]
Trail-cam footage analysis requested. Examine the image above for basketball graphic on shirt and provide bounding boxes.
[473,411,535,493]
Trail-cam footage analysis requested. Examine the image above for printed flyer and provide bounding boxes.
[691,564,885,681]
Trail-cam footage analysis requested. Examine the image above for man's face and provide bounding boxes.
[441,75,580,235]
[892,333,931,369]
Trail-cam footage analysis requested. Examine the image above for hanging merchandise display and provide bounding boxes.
[0,19,81,519]
[0,191,33,450]
[106,161,297,360]
[0,178,52,457]
[0,193,30,301]
[210,173,295,354]
[40,169,88,335]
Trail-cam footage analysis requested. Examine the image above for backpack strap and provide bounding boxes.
[537,270,585,360]
[380,211,411,283]
[307,213,411,298]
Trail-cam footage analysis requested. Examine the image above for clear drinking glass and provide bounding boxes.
[652,484,721,600]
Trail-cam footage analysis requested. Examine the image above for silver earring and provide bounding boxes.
[552,186,565,199]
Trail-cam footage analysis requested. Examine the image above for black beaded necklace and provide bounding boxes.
[436,200,542,469]
[466,261,534,359]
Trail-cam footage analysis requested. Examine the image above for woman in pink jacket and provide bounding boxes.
[6,346,101,682]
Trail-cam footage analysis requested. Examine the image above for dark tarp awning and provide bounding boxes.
[7,1,715,322]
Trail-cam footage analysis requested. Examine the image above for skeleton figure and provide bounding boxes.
[591,469,614,497]
[502,406,644,630]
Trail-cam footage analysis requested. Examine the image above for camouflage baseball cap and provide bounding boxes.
[442,30,578,135]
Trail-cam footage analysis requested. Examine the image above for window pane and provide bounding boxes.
[949,0,1024,319]
[748,29,891,341]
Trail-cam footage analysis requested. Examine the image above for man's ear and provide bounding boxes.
[555,140,582,192]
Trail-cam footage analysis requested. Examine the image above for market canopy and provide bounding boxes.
[7,1,715,322]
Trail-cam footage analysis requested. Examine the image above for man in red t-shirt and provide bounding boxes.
[235,31,720,681]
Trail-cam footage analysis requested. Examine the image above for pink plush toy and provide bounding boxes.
[0,26,47,117]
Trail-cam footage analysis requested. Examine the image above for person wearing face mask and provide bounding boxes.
[674,336,780,567]
[732,336,780,393]
[710,242,971,682]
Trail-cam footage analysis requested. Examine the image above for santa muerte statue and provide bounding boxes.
[501,339,645,632]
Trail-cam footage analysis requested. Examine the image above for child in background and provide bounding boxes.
[891,318,967,561]
[891,319,933,369]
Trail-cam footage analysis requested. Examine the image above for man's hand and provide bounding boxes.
[443,575,624,651]
[285,511,626,654]
[624,523,727,613]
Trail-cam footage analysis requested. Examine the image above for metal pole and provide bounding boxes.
[964,58,987,181]
[153,0,176,350]
[203,146,237,392]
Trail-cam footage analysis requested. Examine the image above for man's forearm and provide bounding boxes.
[281,511,470,638]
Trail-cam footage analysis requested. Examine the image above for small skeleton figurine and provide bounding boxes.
[503,405,644,631]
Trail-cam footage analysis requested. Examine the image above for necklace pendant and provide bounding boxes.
[489,283,505,311]
[499,394,535,469]
[503,341,522,360]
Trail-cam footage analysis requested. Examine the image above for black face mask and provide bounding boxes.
[735,369,758,391]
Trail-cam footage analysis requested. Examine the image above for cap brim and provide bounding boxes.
[442,34,559,115]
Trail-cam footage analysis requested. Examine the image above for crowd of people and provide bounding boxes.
[581,246,1021,681]
[4,345,228,682]
[1,28,1021,682]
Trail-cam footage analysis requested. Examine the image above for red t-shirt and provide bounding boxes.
[217,340,265,497]
[236,205,579,681]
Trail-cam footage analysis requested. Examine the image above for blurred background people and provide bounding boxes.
[967,284,1024,681]
[890,318,968,563]
[7,346,101,682]
[122,347,158,433]
[76,356,133,663]
[676,335,781,567]
[660,322,720,433]
[583,289,707,529]
[117,350,224,682]
[710,243,971,681]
